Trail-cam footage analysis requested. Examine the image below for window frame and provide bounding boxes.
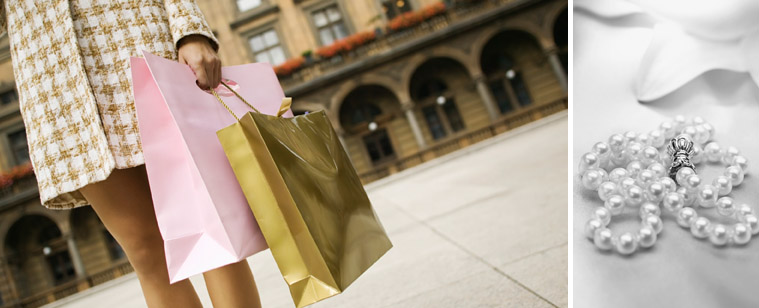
[303,0,354,46]
[242,23,290,66]
[1,121,29,168]
[233,0,266,14]
[378,0,416,21]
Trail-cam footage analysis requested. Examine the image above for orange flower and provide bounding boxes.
[0,162,34,189]
[388,2,447,32]
[274,57,306,77]
[315,30,377,59]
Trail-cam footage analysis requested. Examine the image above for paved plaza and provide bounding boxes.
[44,112,568,308]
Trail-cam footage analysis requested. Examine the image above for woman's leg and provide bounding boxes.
[203,260,261,308]
[79,166,203,308]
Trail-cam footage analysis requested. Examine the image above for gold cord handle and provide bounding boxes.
[209,81,292,120]
[209,81,261,121]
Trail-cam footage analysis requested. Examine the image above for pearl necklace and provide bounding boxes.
[579,116,756,255]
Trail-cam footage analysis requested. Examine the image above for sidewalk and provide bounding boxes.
[45,112,568,308]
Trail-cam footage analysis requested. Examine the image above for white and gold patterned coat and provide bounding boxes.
[1,0,218,209]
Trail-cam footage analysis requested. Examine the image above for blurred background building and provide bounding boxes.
[0,0,566,306]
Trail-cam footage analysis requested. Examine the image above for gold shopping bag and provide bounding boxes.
[212,84,393,308]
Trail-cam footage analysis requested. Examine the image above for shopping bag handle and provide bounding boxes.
[209,81,291,121]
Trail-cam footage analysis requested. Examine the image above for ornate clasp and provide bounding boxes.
[667,134,696,181]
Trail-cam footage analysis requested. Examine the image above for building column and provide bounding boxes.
[546,47,568,93]
[402,102,427,149]
[2,259,20,301]
[65,234,86,278]
[473,74,500,122]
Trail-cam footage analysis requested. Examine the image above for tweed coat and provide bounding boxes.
[1,0,218,209]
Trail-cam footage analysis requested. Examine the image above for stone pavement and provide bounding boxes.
[45,112,567,308]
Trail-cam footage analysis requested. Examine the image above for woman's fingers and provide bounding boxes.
[192,62,210,89]
[177,35,221,90]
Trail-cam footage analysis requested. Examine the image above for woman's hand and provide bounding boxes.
[177,35,221,89]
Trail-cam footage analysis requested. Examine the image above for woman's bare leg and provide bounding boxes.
[203,260,261,308]
[79,166,202,308]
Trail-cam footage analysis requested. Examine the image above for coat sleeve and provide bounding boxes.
[164,0,219,51]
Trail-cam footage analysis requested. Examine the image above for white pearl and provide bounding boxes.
[594,228,614,250]
[676,207,697,228]
[643,214,664,234]
[626,161,644,178]
[623,131,638,144]
[662,192,684,212]
[724,166,744,186]
[660,121,676,139]
[692,116,705,125]
[740,214,759,235]
[681,125,697,139]
[592,141,611,158]
[597,181,617,201]
[673,115,687,130]
[733,223,752,245]
[712,176,733,196]
[675,167,695,186]
[626,142,644,162]
[691,145,704,164]
[624,185,644,207]
[658,177,677,193]
[691,217,711,238]
[720,146,740,165]
[708,224,729,246]
[636,133,651,146]
[697,184,718,208]
[585,218,605,239]
[647,163,666,178]
[608,134,627,153]
[639,202,661,219]
[608,168,629,184]
[731,155,748,173]
[638,226,657,248]
[704,142,721,163]
[579,152,600,175]
[637,170,657,187]
[610,150,629,167]
[716,197,735,217]
[736,204,754,218]
[619,177,637,193]
[582,169,605,190]
[683,175,702,192]
[677,187,696,207]
[640,147,659,166]
[615,232,638,255]
[592,207,612,225]
[693,125,709,144]
[604,195,625,215]
[649,130,665,148]
[701,123,715,139]
[644,182,666,204]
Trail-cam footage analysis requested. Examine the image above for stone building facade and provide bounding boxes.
[0,0,566,306]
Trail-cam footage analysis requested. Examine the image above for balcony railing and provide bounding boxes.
[278,0,515,90]
[359,98,568,183]
[3,260,134,308]
[0,175,37,209]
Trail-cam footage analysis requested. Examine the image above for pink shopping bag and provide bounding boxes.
[131,50,289,283]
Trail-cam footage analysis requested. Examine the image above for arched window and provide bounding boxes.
[381,0,413,20]
[413,78,465,140]
[6,215,75,297]
[339,86,400,165]
[481,31,537,114]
